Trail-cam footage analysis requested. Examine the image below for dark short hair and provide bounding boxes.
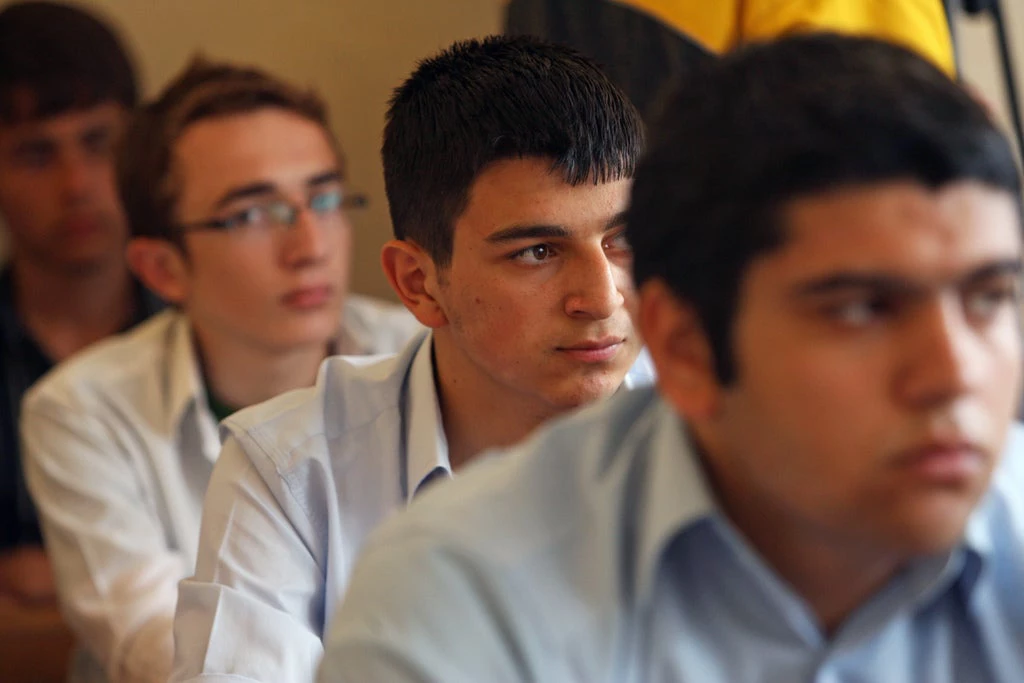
[383,34,644,267]
[628,32,1022,383]
[119,57,335,243]
[0,1,137,123]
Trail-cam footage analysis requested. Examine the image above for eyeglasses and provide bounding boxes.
[178,187,368,235]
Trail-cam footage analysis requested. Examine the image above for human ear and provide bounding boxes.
[639,279,722,420]
[381,239,448,328]
[126,237,190,305]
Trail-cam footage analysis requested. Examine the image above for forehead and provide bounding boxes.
[456,157,631,239]
[764,181,1022,281]
[172,108,338,209]
[0,101,125,146]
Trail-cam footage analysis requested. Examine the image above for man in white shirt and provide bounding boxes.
[20,59,420,683]
[316,34,1024,683]
[170,36,652,683]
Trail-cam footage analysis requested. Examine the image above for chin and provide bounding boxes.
[886,510,976,557]
[546,373,627,410]
[270,320,338,352]
[55,250,119,274]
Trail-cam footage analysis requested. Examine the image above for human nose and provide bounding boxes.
[279,203,346,268]
[895,296,985,410]
[57,149,98,204]
[562,246,626,320]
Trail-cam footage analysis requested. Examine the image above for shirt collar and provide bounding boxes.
[634,397,716,601]
[165,312,221,463]
[334,296,385,357]
[632,395,998,609]
[165,303,380,466]
[622,347,656,389]
[403,331,452,502]
[953,480,1000,601]
[333,308,363,357]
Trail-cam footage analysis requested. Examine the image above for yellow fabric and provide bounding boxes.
[615,0,956,75]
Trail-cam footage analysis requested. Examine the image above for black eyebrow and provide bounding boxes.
[307,169,343,188]
[958,259,1024,286]
[485,212,628,245]
[12,138,54,154]
[791,258,1024,298]
[213,182,276,210]
[80,122,115,145]
[605,210,627,230]
[485,224,572,244]
[212,168,345,210]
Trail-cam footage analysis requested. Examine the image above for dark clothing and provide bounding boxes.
[0,265,163,550]
[505,0,713,123]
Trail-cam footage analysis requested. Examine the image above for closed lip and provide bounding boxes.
[894,438,983,462]
[282,284,334,309]
[556,337,625,362]
[893,438,987,482]
[62,216,101,235]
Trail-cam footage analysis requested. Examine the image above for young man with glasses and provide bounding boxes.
[19,59,420,683]
[170,36,654,683]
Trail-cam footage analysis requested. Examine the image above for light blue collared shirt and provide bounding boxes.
[170,331,655,683]
[319,386,1024,683]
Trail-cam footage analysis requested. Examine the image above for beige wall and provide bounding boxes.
[956,1,1024,163]
[1,1,1022,295]
[0,0,503,299]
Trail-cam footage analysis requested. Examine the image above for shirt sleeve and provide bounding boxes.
[318,527,534,683]
[21,392,186,683]
[171,435,325,683]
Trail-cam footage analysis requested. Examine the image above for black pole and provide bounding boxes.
[957,0,1024,166]
[989,0,1024,166]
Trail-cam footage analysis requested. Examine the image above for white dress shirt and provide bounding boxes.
[170,333,655,683]
[20,295,420,683]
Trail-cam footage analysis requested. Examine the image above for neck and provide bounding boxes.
[698,434,903,635]
[193,323,328,410]
[433,333,559,471]
[11,256,136,361]
[734,505,900,635]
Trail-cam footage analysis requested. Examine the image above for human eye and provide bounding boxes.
[963,277,1020,323]
[510,243,557,265]
[13,141,54,169]
[309,188,343,216]
[82,127,114,158]
[822,294,894,328]
[218,205,268,231]
[603,229,632,255]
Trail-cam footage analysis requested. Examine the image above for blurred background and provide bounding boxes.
[0,0,1020,301]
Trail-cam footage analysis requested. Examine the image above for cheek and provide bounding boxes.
[333,230,353,281]
[0,177,50,226]
[191,247,279,310]
[447,278,542,351]
[730,317,893,467]
[984,319,1023,398]
[718,365,875,519]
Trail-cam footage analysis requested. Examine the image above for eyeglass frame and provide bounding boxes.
[175,186,368,235]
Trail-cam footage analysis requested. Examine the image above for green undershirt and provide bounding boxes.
[205,384,238,423]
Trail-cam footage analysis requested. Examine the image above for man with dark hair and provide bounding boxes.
[171,35,652,683]
[20,58,419,683]
[0,0,160,607]
[318,33,1024,682]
